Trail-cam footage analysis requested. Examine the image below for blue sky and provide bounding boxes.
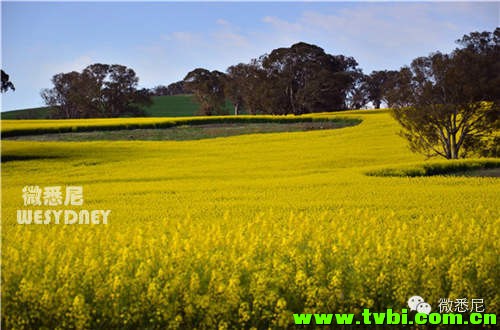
[1,1,498,111]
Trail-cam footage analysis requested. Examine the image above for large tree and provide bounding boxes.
[41,63,151,118]
[363,70,399,109]
[41,71,92,118]
[225,61,266,115]
[389,29,499,159]
[345,71,368,110]
[183,68,227,115]
[1,70,15,93]
[259,42,360,114]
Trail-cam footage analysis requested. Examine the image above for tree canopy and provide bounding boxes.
[225,61,267,115]
[41,64,152,118]
[224,42,360,115]
[183,68,227,115]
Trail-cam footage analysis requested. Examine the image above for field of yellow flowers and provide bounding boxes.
[2,110,499,329]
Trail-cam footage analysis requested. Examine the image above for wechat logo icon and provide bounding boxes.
[408,296,431,315]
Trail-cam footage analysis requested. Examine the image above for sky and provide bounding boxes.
[1,1,499,111]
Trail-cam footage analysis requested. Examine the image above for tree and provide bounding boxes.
[345,72,369,110]
[389,29,499,159]
[363,70,399,109]
[225,62,266,115]
[224,65,245,115]
[151,85,169,96]
[41,63,151,118]
[346,70,400,110]
[257,42,360,115]
[183,68,227,115]
[166,81,187,95]
[1,70,15,93]
[41,71,91,118]
[101,64,151,117]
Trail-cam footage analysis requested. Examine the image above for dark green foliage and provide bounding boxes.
[183,68,228,115]
[362,70,399,109]
[41,63,152,118]
[224,42,360,115]
[389,28,500,159]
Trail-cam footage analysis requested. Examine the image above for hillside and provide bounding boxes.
[2,111,499,328]
[144,95,200,117]
[1,95,210,119]
[0,106,51,119]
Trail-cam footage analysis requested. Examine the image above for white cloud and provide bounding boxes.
[262,16,302,33]
[213,30,249,48]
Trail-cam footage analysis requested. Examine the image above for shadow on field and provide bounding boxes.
[2,119,361,141]
[366,159,500,178]
[1,154,64,163]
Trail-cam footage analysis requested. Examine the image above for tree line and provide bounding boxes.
[185,42,361,116]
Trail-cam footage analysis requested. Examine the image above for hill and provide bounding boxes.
[2,110,499,328]
[142,94,200,117]
[0,95,214,119]
[0,106,51,119]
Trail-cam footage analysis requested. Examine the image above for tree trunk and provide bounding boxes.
[289,85,296,115]
[234,103,239,116]
[450,133,458,159]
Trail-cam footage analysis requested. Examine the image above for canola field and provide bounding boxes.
[1,110,499,329]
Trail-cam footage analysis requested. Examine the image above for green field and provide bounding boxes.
[2,111,499,329]
[142,95,201,117]
[0,106,51,119]
[1,95,208,119]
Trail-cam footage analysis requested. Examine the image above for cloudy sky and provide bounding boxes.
[1,1,498,111]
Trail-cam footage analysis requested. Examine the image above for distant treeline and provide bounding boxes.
[149,81,187,97]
